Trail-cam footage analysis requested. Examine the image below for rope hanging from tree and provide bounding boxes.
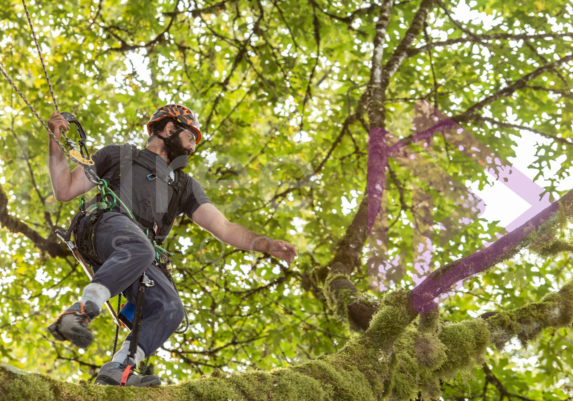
[21,0,60,113]
[0,0,94,167]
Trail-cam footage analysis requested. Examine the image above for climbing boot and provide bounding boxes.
[94,361,161,387]
[47,301,100,348]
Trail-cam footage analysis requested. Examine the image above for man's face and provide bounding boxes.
[162,122,197,162]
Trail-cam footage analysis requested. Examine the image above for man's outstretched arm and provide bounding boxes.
[47,112,95,202]
[192,203,298,266]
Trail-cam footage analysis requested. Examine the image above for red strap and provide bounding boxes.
[119,365,133,387]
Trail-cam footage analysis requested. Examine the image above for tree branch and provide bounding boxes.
[407,33,573,58]
[0,184,68,258]
[463,53,573,116]
[466,113,573,148]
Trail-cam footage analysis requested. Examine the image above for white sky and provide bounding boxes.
[469,130,568,229]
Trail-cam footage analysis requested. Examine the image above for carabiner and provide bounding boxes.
[98,179,109,190]
[60,112,93,165]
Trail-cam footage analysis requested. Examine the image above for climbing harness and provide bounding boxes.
[4,0,188,376]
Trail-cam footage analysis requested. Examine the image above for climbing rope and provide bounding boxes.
[111,293,151,375]
[0,0,93,166]
[21,0,59,113]
[0,65,84,164]
[112,294,122,356]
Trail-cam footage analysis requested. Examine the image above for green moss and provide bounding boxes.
[526,202,571,257]
[4,281,573,401]
[417,307,440,335]
[487,279,573,348]
[3,373,56,401]
[415,334,446,369]
[533,239,573,257]
[437,320,490,381]
[321,271,360,326]
[364,289,416,349]
[390,348,418,400]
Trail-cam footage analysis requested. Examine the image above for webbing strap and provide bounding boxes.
[108,146,185,245]
[119,365,132,387]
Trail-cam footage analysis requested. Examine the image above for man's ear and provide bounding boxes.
[162,121,175,138]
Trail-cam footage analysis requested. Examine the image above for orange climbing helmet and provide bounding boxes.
[147,104,201,144]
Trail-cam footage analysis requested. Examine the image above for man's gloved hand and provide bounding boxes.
[268,239,297,266]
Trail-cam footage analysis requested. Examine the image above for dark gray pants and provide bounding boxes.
[78,211,185,356]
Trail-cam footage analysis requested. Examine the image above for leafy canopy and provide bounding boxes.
[0,0,572,398]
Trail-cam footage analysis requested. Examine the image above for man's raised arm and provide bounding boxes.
[192,203,298,266]
[47,112,95,202]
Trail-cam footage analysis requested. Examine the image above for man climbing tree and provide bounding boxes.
[1,0,572,398]
[44,105,298,387]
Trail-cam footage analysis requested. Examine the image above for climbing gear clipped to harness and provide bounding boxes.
[147,104,202,144]
[60,112,95,170]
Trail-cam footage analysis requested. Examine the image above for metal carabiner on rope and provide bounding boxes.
[60,113,91,158]
[59,112,95,167]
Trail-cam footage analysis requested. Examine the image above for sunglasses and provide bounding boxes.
[174,124,197,143]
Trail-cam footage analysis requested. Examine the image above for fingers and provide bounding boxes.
[269,240,298,265]
[283,246,298,265]
[48,113,70,135]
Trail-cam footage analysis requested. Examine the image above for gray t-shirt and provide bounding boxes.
[90,143,211,236]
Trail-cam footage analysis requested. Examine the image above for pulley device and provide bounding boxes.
[60,112,97,170]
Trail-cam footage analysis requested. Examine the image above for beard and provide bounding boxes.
[163,127,190,166]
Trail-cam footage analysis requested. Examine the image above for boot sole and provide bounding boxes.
[95,376,161,387]
[55,325,94,348]
[47,322,66,342]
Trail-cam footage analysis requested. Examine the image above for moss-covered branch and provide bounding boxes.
[3,280,572,400]
[0,290,416,401]
[310,193,380,332]
[412,189,573,313]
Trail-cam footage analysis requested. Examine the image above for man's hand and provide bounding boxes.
[268,239,298,266]
[47,112,69,140]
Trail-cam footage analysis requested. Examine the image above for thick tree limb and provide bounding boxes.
[366,0,394,129]
[0,184,68,258]
[379,0,436,92]
[412,185,573,312]
[2,278,572,400]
